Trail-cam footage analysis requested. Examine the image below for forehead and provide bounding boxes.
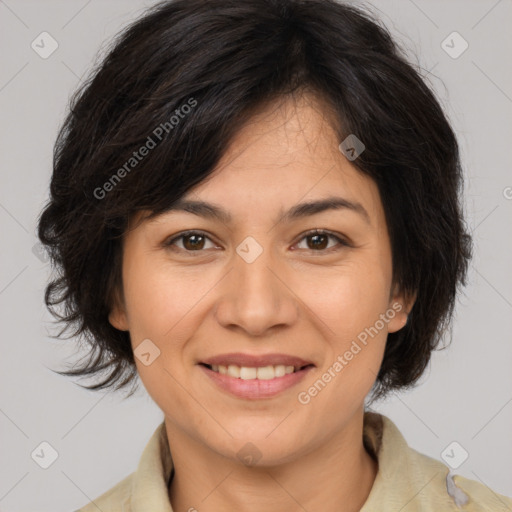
[184,94,383,222]
[136,93,386,231]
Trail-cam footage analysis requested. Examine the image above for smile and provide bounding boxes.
[203,363,311,380]
[198,363,315,399]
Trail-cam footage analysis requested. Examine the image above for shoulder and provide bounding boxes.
[73,420,171,512]
[74,472,133,512]
[362,412,512,511]
[450,473,512,511]
[406,445,512,511]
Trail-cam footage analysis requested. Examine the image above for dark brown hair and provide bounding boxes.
[37,0,472,400]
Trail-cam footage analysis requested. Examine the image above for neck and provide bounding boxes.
[166,410,378,512]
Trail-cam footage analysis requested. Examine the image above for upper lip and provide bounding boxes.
[200,352,315,368]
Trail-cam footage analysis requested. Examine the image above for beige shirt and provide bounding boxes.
[76,412,512,511]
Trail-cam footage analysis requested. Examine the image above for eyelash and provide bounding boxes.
[163,229,351,255]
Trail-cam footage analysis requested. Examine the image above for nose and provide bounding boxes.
[213,241,299,337]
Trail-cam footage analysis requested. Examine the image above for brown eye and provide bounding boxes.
[295,230,350,252]
[165,231,217,252]
[306,233,329,250]
[182,233,206,250]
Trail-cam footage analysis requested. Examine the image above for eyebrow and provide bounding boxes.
[161,196,371,226]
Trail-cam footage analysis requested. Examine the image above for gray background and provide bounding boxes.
[0,0,511,510]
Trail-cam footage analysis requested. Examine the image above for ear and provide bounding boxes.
[386,284,417,334]
[108,287,129,332]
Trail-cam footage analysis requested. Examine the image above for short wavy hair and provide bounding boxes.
[37,0,472,400]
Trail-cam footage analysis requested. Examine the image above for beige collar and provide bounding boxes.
[128,411,471,512]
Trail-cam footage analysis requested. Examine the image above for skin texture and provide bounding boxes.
[110,93,415,512]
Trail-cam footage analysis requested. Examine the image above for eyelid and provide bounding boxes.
[163,229,220,251]
[163,228,352,253]
[297,228,351,245]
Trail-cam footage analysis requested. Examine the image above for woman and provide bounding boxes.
[37,0,511,510]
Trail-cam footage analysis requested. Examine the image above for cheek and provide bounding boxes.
[120,255,217,391]
[295,257,391,397]
[121,258,195,406]
[122,253,204,338]
[299,259,391,338]
[296,278,389,421]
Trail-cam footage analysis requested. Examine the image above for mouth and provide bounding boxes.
[199,362,315,380]
[197,354,316,399]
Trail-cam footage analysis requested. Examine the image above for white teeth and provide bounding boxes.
[256,366,275,380]
[209,363,300,379]
[227,364,240,378]
[274,365,286,377]
[240,367,257,379]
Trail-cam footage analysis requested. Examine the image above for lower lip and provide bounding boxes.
[199,364,314,399]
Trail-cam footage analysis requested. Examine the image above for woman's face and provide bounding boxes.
[110,94,411,464]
